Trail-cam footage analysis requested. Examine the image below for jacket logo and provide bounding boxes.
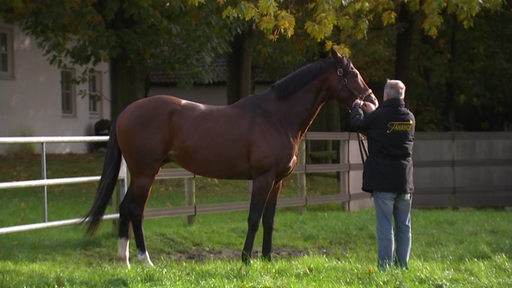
[386,120,413,133]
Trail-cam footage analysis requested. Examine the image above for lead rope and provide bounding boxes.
[357,132,371,198]
[357,133,368,164]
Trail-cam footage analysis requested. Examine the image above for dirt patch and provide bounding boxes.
[160,247,319,262]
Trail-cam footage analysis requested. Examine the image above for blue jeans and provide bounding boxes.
[373,191,412,270]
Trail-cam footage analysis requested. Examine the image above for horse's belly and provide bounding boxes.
[170,147,252,179]
[167,106,294,180]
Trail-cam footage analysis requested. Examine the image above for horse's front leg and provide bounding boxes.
[261,180,282,261]
[242,173,275,264]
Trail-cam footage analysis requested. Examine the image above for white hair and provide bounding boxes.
[384,79,406,99]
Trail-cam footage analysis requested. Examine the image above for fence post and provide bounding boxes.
[451,132,457,208]
[339,137,350,210]
[297,140,307,213]
[185,176,196,225]
[41,142,48,222]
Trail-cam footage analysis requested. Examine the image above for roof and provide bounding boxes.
[149,58,274,86]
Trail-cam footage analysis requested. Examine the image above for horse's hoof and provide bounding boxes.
[118,257,131,268]
[241,252,251,265]
[262,254,272,262]
[138,251,154,266]
[117,238,130,268]
[142,258,154,266]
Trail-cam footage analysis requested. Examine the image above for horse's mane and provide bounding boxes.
[271,58,335,99]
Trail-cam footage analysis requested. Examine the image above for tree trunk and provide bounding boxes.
[226,28,257,104]
[395,3,414,84]
[445,15,458,130]
[109,52,147,119]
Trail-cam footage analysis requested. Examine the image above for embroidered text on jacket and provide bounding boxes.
[386,120,413,133]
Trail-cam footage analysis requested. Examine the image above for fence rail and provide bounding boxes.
[0,176,100,189]
[0,136,128,235]
[0,136,109,144]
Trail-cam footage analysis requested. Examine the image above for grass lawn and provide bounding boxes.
[0,154,511,287]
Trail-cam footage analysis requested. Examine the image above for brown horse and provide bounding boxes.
[84,49,376,267]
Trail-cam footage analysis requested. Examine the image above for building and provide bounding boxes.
[0,21,111,153]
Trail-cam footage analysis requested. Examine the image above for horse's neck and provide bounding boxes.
[233,77,330,141]
[274,81,330,141]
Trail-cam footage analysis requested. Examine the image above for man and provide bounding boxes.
[350,79,415,270]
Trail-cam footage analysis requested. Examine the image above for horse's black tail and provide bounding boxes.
[84,126,122,236]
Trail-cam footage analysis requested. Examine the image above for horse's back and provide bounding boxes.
[115,94,297,180]
[117,95,223,130]
[115,95,251,177]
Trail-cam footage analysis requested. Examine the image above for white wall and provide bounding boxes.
[148,84,271,105]
[0,24,111,153]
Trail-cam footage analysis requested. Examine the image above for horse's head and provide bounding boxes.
[329,49,377,108]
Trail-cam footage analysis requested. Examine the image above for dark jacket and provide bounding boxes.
[350,98,415,193]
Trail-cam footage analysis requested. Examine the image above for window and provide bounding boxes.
[0,26,14,79]
[88,70,103,117]
[61,69,76,116]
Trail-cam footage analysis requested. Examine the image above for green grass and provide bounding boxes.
[0,154,511,287]
[1,209,511,287]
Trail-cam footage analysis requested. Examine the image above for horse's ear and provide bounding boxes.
[330,47,342,59]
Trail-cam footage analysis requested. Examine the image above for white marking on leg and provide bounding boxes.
[137,250,154,266]
[118,238,130,268]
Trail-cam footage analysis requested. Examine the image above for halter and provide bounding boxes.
[335,60,375,106]
[335,59,373,164]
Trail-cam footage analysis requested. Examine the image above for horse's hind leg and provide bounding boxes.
[118,195,132,267]
[132,176,156,265]
[118,175,156,267]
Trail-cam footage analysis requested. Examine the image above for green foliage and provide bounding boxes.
[0,0,233,85]
[221,1,505,44]
[221,0,510,131]
[344,1,511,131]
[222,0,382,43]
[405,4,512,130]
[1,0,509,129]
[407,0,505,37]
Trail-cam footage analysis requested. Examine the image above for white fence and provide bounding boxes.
[0,133,362,234]
[0,136,127,234]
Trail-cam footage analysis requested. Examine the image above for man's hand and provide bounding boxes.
[366,94,379,108]
[362,102,377,113]
[352,99,363,108]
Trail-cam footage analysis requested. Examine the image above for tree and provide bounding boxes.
[411,3,512,131]
[225,22,257,104]
[1,0,232,117]
[220,0,503,133]
[222,0,506,83]
[2,0,507,129]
